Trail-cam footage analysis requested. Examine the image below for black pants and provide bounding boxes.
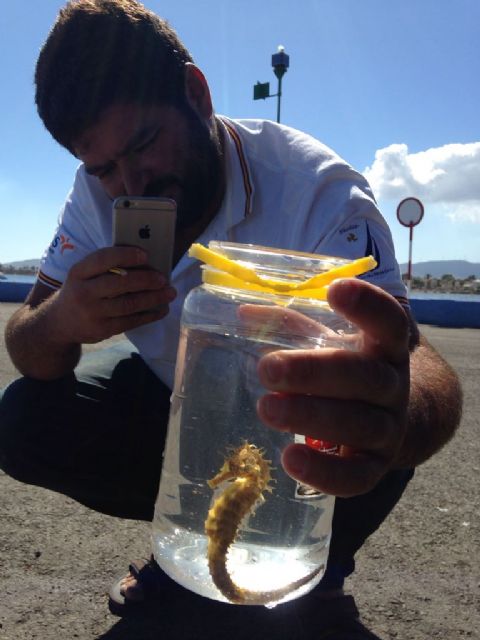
[0,342,414,590]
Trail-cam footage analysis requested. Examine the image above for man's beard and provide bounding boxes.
[143,108,223,231]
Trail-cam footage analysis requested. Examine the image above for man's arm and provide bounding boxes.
[5,281,82,380]
[6,246,176,381]
[393,332,462,468]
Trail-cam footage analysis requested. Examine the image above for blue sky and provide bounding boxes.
[1,0,479,265]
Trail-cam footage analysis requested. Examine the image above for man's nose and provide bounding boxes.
[119,160,150,196]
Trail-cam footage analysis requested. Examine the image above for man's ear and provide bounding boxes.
[184,63,213,120]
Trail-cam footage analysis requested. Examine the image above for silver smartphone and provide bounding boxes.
[112,196,177,279]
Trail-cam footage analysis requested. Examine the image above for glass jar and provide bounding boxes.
[152,242,361,607]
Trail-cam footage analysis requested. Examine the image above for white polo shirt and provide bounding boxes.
[39,116,407,388]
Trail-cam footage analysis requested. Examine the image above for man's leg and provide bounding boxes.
[319,467,415,591]
[0,343,170,521]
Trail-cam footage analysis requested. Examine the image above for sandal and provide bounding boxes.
[108,555,175,617]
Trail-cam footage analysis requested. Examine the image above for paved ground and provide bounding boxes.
[0,301,478,639]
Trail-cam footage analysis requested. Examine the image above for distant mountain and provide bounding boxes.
[399,260,480,279]
[1,258,40,271]
[2,259,41,270]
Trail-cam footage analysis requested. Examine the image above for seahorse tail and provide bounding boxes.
[206,512,248,603]
[226,565,323,605]
[206,480,260,602]
[207,538,322,605]
[207,544,246,604]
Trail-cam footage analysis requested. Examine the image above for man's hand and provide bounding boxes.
[5,246,177,380]
[51,246,177,344]
[256,278,410,498]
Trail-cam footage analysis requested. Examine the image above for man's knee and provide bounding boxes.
[0,375,73,481]
[0,379,28,478]
[329,467,415,564]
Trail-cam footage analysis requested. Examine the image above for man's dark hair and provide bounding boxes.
[35,0,193,152]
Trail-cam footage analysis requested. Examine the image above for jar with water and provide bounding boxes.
[152,241,365,607]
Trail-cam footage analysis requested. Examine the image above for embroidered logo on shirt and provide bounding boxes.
[49,234,75,255]
[340,224,359,236]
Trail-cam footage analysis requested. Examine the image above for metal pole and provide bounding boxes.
[407,224,414,284]
[253,48,289,122]
[276,75,283,123]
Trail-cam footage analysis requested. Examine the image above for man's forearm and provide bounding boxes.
[5,295,82,380]
[393,335,463,469]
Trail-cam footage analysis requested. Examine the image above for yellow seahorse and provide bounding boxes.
[205,442,321,605]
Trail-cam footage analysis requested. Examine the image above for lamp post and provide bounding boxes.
[253,46,290,123]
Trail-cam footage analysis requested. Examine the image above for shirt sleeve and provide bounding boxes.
[306,164,408,306]
[38,166,112,289]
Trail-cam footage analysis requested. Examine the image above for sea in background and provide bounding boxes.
[409,291,480,302]
[1,273,479,327]
[0,274,36,284]
[0,274,37,303]
[0,273,480,302]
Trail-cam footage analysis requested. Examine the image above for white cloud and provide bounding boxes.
[443,201,480,224]
[363,142,480,222]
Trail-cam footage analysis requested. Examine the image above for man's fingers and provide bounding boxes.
[252,279,412,497]
[258,349,403,407]
[327,278,410,364]
[100,269,168,298]
[257,393,398,453]
[281,444,385,497]
[237,304,339,341]
[69,246,148,280]
[100,288,175,318]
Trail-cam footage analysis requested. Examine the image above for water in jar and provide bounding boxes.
[152,321,336,606]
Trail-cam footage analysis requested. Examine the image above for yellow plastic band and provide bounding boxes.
[202,268,330,300]
[188,243,377,296]
[188,243,263,285]
[295,255,378,290]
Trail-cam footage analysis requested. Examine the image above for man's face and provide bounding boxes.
[73,102,223,229]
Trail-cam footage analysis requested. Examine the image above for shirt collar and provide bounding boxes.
[217,116,255,230]
[171,117,255,279]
